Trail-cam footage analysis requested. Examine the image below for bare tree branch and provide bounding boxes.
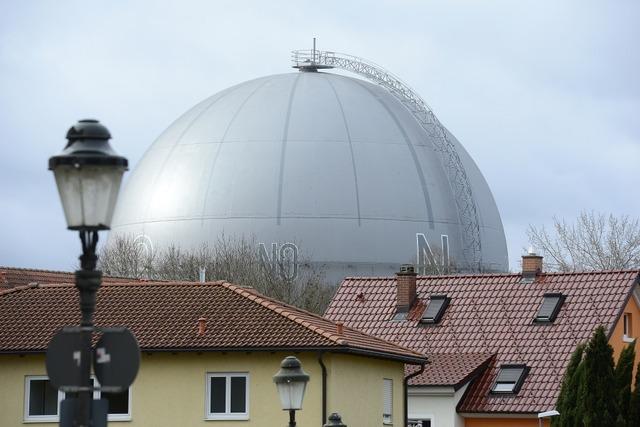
[527,212,640,272]
[99,234,336,314]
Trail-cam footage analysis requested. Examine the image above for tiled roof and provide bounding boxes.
[0,266,142,289]
[407,353,494,389]
[324,270,640,414]
[0,280,425,364]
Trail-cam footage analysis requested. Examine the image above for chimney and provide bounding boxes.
[199,267,206,283]
[197,317,207,336]
[336,321,344,335]
[522,248,543,282]
[396,264,417,313]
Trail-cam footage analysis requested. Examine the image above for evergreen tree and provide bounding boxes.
[630,359,640,427]
[554,343,586,427]
[577,326,618,427]
[614,341,635,427]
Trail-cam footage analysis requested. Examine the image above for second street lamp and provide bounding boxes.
[273,356,310,427]
[48,119,128,427]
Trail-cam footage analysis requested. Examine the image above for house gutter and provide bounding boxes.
[404,363,426,427]
[0,345,426,364]
[318,352,328,425]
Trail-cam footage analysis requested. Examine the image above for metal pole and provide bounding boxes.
[288,409,296,427]
[75,230,102,427]
[313,37,316,63]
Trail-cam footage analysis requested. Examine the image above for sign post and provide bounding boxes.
[46,326,140,427]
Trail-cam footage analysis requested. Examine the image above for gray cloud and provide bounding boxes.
[1,0,638,271]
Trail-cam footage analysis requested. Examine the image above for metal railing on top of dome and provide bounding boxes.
[291,48,483,272]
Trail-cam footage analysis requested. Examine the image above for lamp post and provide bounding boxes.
[49,119,128,427]
[273,356,310,427]
[323,413,347,427]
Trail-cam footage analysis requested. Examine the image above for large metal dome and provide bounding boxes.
[110,71,508,280]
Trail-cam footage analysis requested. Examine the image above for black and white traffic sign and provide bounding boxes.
[46,327,85,389]
[93,327,140,390]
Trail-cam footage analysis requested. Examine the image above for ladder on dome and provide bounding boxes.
[291,42,483,272]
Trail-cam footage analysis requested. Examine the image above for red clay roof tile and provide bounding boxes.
[0,279,425,364]
[0,266,143,288]
[325,270,639,414]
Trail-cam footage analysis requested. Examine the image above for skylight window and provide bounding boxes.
[534,293,565,323]
[491,365,529,394]
[420,295,450,324]
[392,312,407,321]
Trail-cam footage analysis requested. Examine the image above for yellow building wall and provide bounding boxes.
[0,351,407,427]
[609,294,640,380]
[324,353,406,427]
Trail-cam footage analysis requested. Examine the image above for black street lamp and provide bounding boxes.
[273,356,310,427]
[49,119,128,427]
[323,413,347,427]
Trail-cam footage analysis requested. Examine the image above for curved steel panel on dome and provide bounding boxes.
[110,71,508,280]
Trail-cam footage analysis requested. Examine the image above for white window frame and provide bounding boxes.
[91,377,133,422]
[205,372,250,421]
[383,378,393,425]
[24,376,64,423]
[623,313,634,342]
[23,375,131,423]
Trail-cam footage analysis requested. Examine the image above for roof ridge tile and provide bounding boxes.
[220,281,342,345]
[0,282,40,295]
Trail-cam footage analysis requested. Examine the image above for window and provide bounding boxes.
[420,295,450,324]
[623,313,634,341]
[90,378,131,421]
[408,420,432,427]
[24,376,131,423]
[24,376,64,422]
[383,378,393,424]
[534,293,565,323]
[206,373,249,420]
[491,365,529,394]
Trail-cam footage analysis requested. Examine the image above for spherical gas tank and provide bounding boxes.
[110,71,508,280]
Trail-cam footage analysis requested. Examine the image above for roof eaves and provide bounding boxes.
[452,353,495,391]
[338,345,426,365]
[607,273,640,340]
[221,281,424,361]
[455,355,497,413]
[458,411,539,418]
[0,345,425,363]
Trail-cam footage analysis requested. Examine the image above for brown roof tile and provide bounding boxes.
[325,270,640,414]
[407,352,494,388]
[0,266,142,289]
[0,280,425,364]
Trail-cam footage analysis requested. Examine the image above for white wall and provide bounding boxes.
[408,384,467,427]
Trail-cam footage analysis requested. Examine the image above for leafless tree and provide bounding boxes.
[98,234,155,279]
[98,234,336,314]
[527,211,640,272]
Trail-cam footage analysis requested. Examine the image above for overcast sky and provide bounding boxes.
[1,0,638,272]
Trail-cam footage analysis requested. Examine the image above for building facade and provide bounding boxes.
[0,276,425,427]
[325,256,640,427]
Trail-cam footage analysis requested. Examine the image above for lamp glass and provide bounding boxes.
[53,164,126,230]
[276,380,307,410]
